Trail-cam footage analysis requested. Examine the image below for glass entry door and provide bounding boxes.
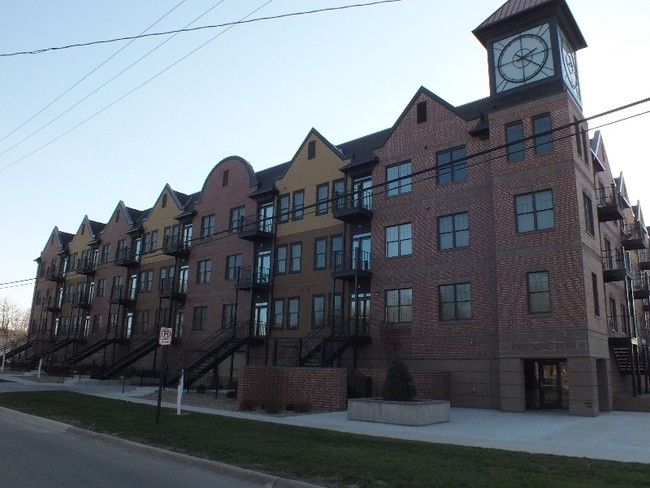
[525,359,569,410]
[253,302,268,337]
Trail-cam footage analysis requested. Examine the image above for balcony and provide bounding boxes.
[115,247,141,268]
[332,190,373,223]
[633,272,650,299]
[622,222,649,250]
[235,266,271,291]
[110,285,137,306]
[642,299,650,313]
[159,278,187,301]
[73,292,93,310]
[44,296,62,313]
[601,248,631,282]
[596,185,625,222]
[77,258,97,276]
[638,249,650,271]
[162,236,191,257]
[237,216,273,242]
[46,266,65,282]
[332,249,372,281]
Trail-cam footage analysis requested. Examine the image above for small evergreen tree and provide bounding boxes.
[382,359,417,401]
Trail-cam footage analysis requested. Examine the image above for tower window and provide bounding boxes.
[308,140,316,160]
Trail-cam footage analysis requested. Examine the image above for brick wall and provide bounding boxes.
[359,369,450,401]
[238,366,348,411]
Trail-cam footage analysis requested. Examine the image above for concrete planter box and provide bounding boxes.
[347,398,450,426]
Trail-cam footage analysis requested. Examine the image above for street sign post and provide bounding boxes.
[156,328,173,425]
[159,327,173,346]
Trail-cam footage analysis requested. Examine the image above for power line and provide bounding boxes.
[0,1,273,173]
[0,0,190,147]
[0,1,403,58]
[0,0,227,160]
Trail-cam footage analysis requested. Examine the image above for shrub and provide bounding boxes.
[294,401,311,413]
[261,399,283,414]
[285,402,296,411]
[238,399,259,411]
[382,359,417,401]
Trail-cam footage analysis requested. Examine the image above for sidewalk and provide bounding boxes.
[2,372,650,464]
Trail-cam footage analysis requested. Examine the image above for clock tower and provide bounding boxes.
[473,0,587,106]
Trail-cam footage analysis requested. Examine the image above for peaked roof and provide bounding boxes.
[473,0,586,49]
[338,129,392,172]
[475,0,551,32]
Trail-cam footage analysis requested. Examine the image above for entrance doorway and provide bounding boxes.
[524,359,569,410]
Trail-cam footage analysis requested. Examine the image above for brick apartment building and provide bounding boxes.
[12,0,650,415]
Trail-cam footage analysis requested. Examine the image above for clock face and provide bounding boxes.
[559,30,581,103]
[493,23,555,93]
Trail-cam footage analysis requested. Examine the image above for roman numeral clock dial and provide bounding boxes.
[493,23,555,93]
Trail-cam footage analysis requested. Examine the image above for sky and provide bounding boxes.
[0,0,648,310]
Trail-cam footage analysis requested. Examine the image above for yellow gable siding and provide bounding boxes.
[140,189,183,267]
[274,135,348,238]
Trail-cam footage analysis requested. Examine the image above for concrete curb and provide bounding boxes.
[0,405,324,488]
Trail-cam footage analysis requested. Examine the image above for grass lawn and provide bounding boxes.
[0,391,648,488]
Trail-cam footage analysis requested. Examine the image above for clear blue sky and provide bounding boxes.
[1,0,648,309]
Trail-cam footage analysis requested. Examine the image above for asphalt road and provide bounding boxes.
[0,409,280,488]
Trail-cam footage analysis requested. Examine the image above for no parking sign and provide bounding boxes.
[159,327,173,346]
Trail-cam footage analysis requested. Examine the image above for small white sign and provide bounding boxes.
[159,327,173,346]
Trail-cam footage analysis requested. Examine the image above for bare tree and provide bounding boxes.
[0,298,28,351]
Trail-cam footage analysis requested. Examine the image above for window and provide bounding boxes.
[272,299,284,329]
[222,304,236,328]
[229,206,245,232]
[574,117,583,157]
[222,169,229,187]
[385,288,413,323]
[192,306,208,331]
[609,298,617,331]
[288,298,300,329]
[386,223,412,257]
[92,314,101,333]
[97,278,106,297]
[278,194,290,223]
[533,114,553,154]
[505,121,525,160]
[583,193,595,235]
[162,194,167,208]
[159,265,175,292]
[136,310,150,334]
[416,101,427,123]
[316,183,329,215]
[150,231,158,252]
[592,272,600,317]
[138,270,154,293]
[314,238,327,269]
[437,146,467,184]
[197,259,212,284]
[290,243,302,273]
[308,140,316,159]
[292,190,304,220]
[312,295,326,328]
[439,283,471,321]
[225,254,241,281]
[438,213,469,250]
[108,312,118,331]
[332,179,345,210]
[275,245,287,274]
[201,214,215,238]
[387,161,412,196]
[515,190,554,232]
[101,244,111,263]
[330,234,343,269]
[528,271,551,313]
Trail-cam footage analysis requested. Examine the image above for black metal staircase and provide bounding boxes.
[94,332,158,379]
[299,316,371,367]
[166,321,251,388]
[609,337,643,375]
[61,337,117,367]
